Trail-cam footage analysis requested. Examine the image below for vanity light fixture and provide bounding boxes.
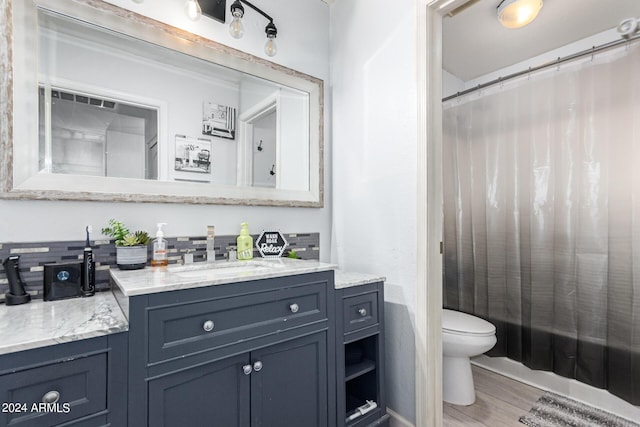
[229,0,278,57]
[183,0,278,57]
[185,0,202,21]
[497,0,543,29]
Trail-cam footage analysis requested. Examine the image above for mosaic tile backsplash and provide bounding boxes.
[0,232,320,302]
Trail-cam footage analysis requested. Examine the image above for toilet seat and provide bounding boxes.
[443,309,495,337]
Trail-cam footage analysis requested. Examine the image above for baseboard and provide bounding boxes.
[386,407,415,427]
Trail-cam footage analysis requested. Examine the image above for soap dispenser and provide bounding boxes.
[152,223,169,267]
[237,222,254,260]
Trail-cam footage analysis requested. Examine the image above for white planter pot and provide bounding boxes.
[116,245,148,270]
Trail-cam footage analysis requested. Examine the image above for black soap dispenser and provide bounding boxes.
[3,255,31,305]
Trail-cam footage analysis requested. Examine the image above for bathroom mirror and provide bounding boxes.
[1,0,323,206]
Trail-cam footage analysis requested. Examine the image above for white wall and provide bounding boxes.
[442,70,465,99]
[444,28,623,95]
[330,0,418,422]
[278,88,309,192]
[2,0,331,261]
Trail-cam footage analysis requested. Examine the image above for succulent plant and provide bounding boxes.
[102,219,150,246]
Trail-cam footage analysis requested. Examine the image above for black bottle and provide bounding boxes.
[82,248,95,297]
[82,226,95,297]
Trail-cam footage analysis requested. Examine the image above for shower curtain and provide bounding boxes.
[443,43,640,405]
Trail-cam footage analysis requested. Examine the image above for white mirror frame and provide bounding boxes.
[0,0,324,207]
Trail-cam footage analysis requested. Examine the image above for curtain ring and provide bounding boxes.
[591,46,595,61]
[528,66,532,80]
[556,57,561,71]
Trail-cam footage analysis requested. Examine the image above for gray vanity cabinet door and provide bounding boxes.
[148,353,251,427]
[250,331,328,427]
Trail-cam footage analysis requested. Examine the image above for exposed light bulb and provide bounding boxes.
[229,15,244,39]
[184,0,202,21]
[264,36,277,57]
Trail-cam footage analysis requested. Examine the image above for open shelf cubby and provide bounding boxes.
[344,334,380,425]
[345,369,378,414]
[344,335,377,381]
[345,359,376,382]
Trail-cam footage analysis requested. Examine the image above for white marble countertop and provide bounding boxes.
[0,291,128,356]
[0,261,385,357]
[110,258,338,297]
[334,270,386,289]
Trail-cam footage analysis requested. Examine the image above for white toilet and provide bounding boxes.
[442,309,497,406]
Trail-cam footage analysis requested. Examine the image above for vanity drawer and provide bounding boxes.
[148,282,327,363]
[0,353,107,427]
[343,291,379,334]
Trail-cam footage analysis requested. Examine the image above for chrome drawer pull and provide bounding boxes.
[42,391,60,404]
[242,364,253,375]
[358,308,367,317]
[289,303,299,313]
[253,361,263,372]
[203,320,215,332]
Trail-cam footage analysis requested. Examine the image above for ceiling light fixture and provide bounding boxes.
[497,0,543,29]
[229,0,278,57]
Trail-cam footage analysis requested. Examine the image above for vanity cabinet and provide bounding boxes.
[0,333,127,427]
[337,282,389,427]
[125,271,336,426]
[148,332,328,427]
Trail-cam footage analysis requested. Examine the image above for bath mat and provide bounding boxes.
[519,392,640,427]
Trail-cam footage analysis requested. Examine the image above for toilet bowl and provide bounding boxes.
[442,309,497,406]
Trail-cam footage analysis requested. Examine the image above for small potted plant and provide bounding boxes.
[286,249,301,259]
[102,219,151,270]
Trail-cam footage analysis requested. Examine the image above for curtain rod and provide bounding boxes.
[442,33,640,102]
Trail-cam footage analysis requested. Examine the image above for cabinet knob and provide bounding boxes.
[203,320,215,332]
[42,391,60,404]
[289,303,299,313]
[242,364,253,375]
[358,308,367,317]
[253,361,263,372]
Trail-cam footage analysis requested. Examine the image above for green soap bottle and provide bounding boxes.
[237,222,254,260]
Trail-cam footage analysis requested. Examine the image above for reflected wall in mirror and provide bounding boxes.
[39,86,159,180]
[1,0,323,206]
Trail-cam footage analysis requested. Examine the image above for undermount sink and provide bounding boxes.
[169,260,279,280]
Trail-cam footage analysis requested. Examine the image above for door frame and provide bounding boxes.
[237,91,281,188]
[415,1,472,426]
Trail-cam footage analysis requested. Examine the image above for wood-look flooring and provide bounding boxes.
[443,365,545,426]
